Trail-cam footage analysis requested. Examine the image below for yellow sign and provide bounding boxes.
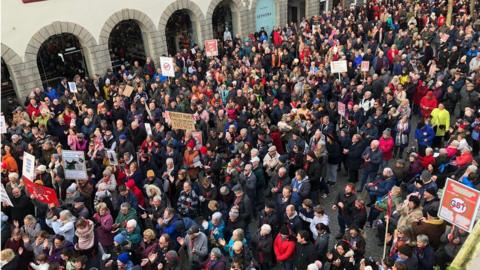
[166,111,195,130]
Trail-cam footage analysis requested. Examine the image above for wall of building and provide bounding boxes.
[1,0,333,100]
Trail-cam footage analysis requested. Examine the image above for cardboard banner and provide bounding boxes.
[0,115,6,134]
[22,152,36,181]
[166,111,196,130]
[204,39,219,57]
[330,60,348,73]
[361,61,370,72]
[123,85,134,97]
[62,150,88,180]
[68,82,77,93]
[160,57,175,77]
[438,178,480,232]
[0,183,13,207]
[24,178,60,206]
[337,102,346,117]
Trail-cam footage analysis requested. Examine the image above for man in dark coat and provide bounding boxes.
[345,134,367,183]
[294,230,317,270]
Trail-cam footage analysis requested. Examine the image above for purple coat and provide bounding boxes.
[93,212,114,247]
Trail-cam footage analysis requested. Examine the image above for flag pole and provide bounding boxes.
[382,215,390,260]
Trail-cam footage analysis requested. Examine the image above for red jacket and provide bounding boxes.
[26,104,40,119]
[126,179,145,207]
[419,154,435,169]
[420,91,438,119]
[273,234,295,261]
[273,31,283,47]
[455,151,473,167]
[379,137,394,161]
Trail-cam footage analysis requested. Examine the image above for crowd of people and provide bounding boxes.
[1,0,480,270]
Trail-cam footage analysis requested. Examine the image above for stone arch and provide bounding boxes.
[1,43,26,100]
[206,0,246,38]
[24,21,104,88]
[158,0,207,56]
[99,9,161,66]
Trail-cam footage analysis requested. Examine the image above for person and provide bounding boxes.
[294,230,316,270]
[358,140,382,192]
[414,234,435,270]
[332,184,357,239]
[430,103,450,148]
[177,225,208,269]
[325,241,355,270]
[273,226,296,270]
[251,224,273,270]
[414,122,435,156]
[435,226,469,270]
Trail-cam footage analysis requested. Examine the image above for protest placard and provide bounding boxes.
[438,178,480,232]
[167,111,196,130]
[0,115,6,134]
[361,61,370,72]
[330,60,348,73]
[107,150,118,166]
[123,85,134,97]
[62,150,88,180]
[22,152,36,181]
[0,183,13,207]
[204,39,219,57]
[24,178,60,206]
[160,57,175,77]
[68,82,77,93]
[338,102,346,117]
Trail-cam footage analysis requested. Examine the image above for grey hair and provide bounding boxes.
[417,234,429,245]
[120,202,131,209]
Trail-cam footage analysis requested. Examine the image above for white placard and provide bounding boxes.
[107,150,118,166]
[22,152,36,181]
[330,60,348,73]
[144,123,153,136]
[0,115,6,134]
[68,82,77,93]
[0,183,13,207]
[62,150,88,180]
[160,57,175,77]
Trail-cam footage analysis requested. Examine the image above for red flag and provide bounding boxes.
[23,178,60,206]
[386,191,393,218]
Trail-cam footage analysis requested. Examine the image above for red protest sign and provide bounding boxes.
[204,39,218,57]
[23,178,60,206]
[438,178,480,232]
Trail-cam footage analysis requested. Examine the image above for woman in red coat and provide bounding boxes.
[420,91,438,119]
[273,227,296,269]
[125,179,145,207]
[379,129,395,167]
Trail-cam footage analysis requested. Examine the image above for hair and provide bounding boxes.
[120,202,131,209]
[95,202,108,212]
[35,253,47,263]
[417,234,429,245]
[143,229,156,241]
[232,228,245,241]
[315,223,330,233]
[314,205,325,215]
[0,249,15,263]
[298,230,310,241]
[393,262,407,270]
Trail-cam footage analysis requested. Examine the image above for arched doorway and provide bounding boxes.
[37,33,89,88]
[212,0,236,41]
[287,0,306,24]
[108,20,146,70]
[1,58,15,99]
[166,10,195,56]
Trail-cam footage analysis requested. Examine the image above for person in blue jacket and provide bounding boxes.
[365,167,396,205]
[414,122,435,155]
[414,234,435,270]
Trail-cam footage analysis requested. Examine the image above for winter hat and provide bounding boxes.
[219,186,230,196]
[114,232,127,245]
[186,140,196,149]
[200,146,208,155]
[36,165,47,173]
[146,170,155,177]
[165,250,179,263]
[398,245,412,257]
[117,252,129,264]
[67,183,77,193]
[211,247,222,258]
[125,179,136,189]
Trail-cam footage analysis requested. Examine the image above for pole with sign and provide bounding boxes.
[438,178,480,232]
[160,57,175,77]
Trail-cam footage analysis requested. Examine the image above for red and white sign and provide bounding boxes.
[24,178,60,206]
[438,178,480,232]
[338,102,346,117]
[361,61,370,72]
[204,39,218,57]
[160,57,175,77]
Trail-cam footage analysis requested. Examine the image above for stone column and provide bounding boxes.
[306,0,321,18]
[277,0,288,27]
[86,44,112,75]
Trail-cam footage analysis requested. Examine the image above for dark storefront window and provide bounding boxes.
[108,20,146,70]
[37,33,88,88]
